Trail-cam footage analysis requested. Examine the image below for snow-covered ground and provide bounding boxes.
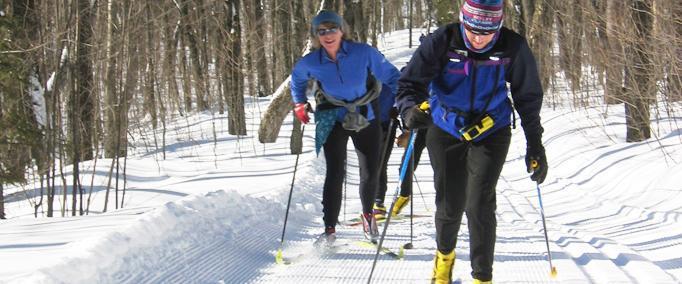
[1,29,681,284]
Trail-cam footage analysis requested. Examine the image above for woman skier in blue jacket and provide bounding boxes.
[290,10,401,244]
[396,0,548,283]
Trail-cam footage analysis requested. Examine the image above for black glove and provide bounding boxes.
[402,105,432,130]
[389,107,399,120]
[525,145,548,184]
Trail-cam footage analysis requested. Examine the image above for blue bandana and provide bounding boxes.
[314,108,340,156]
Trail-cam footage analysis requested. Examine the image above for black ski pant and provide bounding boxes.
[398,127,427,198]
[376,127,427,205]
[322,120,381,228]
[426,125,511,282]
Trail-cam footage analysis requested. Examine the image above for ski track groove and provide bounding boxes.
[111,212,284,283]
[498,174,680,283]
[108,138,678,283]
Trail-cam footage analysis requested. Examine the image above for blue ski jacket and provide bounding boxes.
[397,23,544,146]
[291,40,400,122]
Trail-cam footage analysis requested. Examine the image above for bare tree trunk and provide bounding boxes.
[227,0,246,135]
[0,183,4,219]
[75,0,97,214]
[584,0,609,100]
[258,81,294,143]
[522,0,554,98]
[555,1,583,101]
[197,0,212,107]
[666,1,681,101]
[104,0,120,158]
[624,0,653,142]
[180,32,193,112]
[254,0,271,96]
[605,0,625,104]
[272,0,289,84]
[370,0,379,46]
[179,0,209,111]
[144,1,158,129]
[344,1,367,42]
[241,0,259,97]
[414,0,424,28]
[69,76,80,216]
[46,41,71,217]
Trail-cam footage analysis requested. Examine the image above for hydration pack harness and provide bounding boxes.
[312,73,383,132]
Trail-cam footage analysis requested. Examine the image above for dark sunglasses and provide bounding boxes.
[317,27,339,36]
[465,26,495,36]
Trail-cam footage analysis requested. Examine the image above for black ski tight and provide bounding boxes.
[322,120,381,228]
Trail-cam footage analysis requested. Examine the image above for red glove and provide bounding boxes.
[294,102,311,124]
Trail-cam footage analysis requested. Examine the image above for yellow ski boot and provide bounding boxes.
[431,250,455,284]
[391,195,410,216]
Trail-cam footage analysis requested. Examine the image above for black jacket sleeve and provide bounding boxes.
[396,25,452,115]
[507,35,544,149]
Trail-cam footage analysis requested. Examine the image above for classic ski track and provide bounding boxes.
[111,210,285,283]
[256,147,438,283]
[106,137,679,283]
[497,175,680,283]
[106,140,679,284]
[258,146,577,283]
[257,214,437,283]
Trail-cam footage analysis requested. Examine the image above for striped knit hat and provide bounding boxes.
[459,0,504,33]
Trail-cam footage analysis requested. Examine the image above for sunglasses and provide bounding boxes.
[465,26,495,36]
[317,27,339,36]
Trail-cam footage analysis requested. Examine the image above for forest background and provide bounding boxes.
[0,0,680,219]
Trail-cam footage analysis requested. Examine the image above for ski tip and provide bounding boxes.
[550,266,558,278]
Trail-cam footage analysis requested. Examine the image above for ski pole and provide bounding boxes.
[532,160,557,278]
[276,125,305,264]
[403,150,415,250]
[376,117,399,198]
[413,173,430,212]
[343,158,347,222]
[367,130,418,284]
